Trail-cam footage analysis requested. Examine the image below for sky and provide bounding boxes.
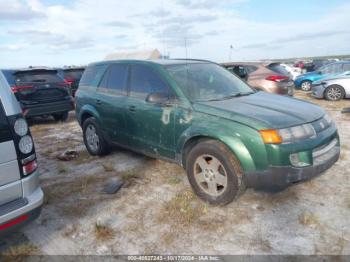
[1,0,350,68]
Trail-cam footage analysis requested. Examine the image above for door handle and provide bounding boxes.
[129,105,136,112]
[96,99,102,105]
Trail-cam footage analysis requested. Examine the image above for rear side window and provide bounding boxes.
[2,70,16,86]
[80,64,108,87]
[14,70,63,84]
[99,64,128,94]
[129,65,168,99]
[244,66,258,74]
[267,64,289,76]
[0,100,11,143]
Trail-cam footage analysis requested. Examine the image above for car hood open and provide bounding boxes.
[193,92,325,130]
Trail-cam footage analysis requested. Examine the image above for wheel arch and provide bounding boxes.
[325,84,346,99]
[78,104,101,127]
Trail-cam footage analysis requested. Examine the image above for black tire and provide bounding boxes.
[83,117,109,156]
[53,111,69,122]
[300,80,312,91]
[324,85,345,101]
[186,140,245,206]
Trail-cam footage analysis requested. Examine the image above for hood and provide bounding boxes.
[193,92,325,130]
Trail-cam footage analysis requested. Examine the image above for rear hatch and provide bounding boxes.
[0,100,22,205]
[12,69,70,105]
[266,63,294,95]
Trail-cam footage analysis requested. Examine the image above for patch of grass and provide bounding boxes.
[121,169,140,182]
[57,163,68,174]
[94,222,115,241]
[1,243,41,259]
[102,163,115,172]
[167,176,182,185]
[159,190,204,227]
[299,211,319,226]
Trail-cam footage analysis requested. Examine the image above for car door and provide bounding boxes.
[94,64,128,143]
[0,99,23,206]
[123,64,176,159]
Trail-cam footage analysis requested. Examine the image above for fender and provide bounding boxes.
[77,104,102,127]
[177,122,269,172]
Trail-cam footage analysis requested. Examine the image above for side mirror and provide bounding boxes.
[146,92,170,105]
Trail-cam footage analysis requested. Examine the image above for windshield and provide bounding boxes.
[166,63,254,102]
[14,70,63,84]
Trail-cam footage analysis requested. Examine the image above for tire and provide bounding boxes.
[300,80,312,91]
[324,85,345,101]
[186,140,245,206]
[53,111,69,122]
[83,117,109,156]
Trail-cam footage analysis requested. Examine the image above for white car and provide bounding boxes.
[281,64,303,80]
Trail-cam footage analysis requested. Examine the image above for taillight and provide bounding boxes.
[11,85,34,93]
[65,78,74,85]
[266,75,289,82]
[23,159,38,176]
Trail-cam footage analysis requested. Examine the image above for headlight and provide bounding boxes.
[323,113,333,125]
[14,118,28,136]
[19,135,33,154]
[260,124,316,144]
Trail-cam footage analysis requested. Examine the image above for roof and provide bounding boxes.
[89,59,212,67]
[221,61,264,66]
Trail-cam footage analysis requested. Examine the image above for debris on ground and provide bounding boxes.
[56,150,79,161]
[102,178,124,194]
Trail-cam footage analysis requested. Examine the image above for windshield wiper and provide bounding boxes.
[206,91,254,102]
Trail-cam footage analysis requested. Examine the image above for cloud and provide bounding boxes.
[175,0,247,9]
[105,21,133,28]
[0,0,45,21]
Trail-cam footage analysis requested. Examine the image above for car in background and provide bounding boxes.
[1,68,74,121]
[295,61,350,91]
[222,62,294,96]
[294,61,305,69]
[76,59,339,205]
[280,64,303,80]
[312,73,350,101]
[57,67,85,97]
[0,71,43,235]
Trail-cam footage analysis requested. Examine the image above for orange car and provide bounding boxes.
[222,62,294,96]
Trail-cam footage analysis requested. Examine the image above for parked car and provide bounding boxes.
[76,59,340,205]
[0,71,43,235]
[294,61,305,69]
[222,62,294,96]
[304,60,333,73]
[294,61,350,91]
[1,68,74,121]
[312,73,350,101]
[280,63,303,80]
[57,67,85,97]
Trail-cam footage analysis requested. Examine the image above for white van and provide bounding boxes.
[0,71,43,235]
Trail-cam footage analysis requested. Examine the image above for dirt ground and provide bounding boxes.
[1,91,349,256]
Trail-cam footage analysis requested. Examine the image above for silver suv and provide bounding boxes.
[0,71,43,235]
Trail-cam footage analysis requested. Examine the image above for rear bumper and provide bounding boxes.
[0,171,44,235]
[245,142,340,191]
[21,98,74,117]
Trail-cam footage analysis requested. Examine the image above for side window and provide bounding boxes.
[343,63,350,72]
[129,65,169,99]
[80,64,108,87]
[0,100,11,143]
[245,66,258,74]
[106,64,128,93]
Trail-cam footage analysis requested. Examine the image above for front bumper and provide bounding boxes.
[245,139,340,191]
[21,98,74,117]
[312,84,326,98]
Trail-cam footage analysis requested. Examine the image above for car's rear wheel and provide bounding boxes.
[300,80,312,91]
[325,85,345,101]
[83,117,109,156]
[186,140,245,205]
[52,111,69,122]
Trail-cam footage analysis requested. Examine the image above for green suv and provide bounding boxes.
[75,59,340,205]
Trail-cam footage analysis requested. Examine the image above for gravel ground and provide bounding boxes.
[1,91,349,256]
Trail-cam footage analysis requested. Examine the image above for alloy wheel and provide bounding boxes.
[301,81,311,91]
[327,86,342,101]
[193,154,228,197]
[85,124,100,152]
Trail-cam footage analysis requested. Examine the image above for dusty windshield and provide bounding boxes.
[166,63,254,102]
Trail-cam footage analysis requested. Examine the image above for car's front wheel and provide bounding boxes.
[300,80,312,91]
[83,117,109,156]
[325,85,345,101]
[186,140,245,205]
